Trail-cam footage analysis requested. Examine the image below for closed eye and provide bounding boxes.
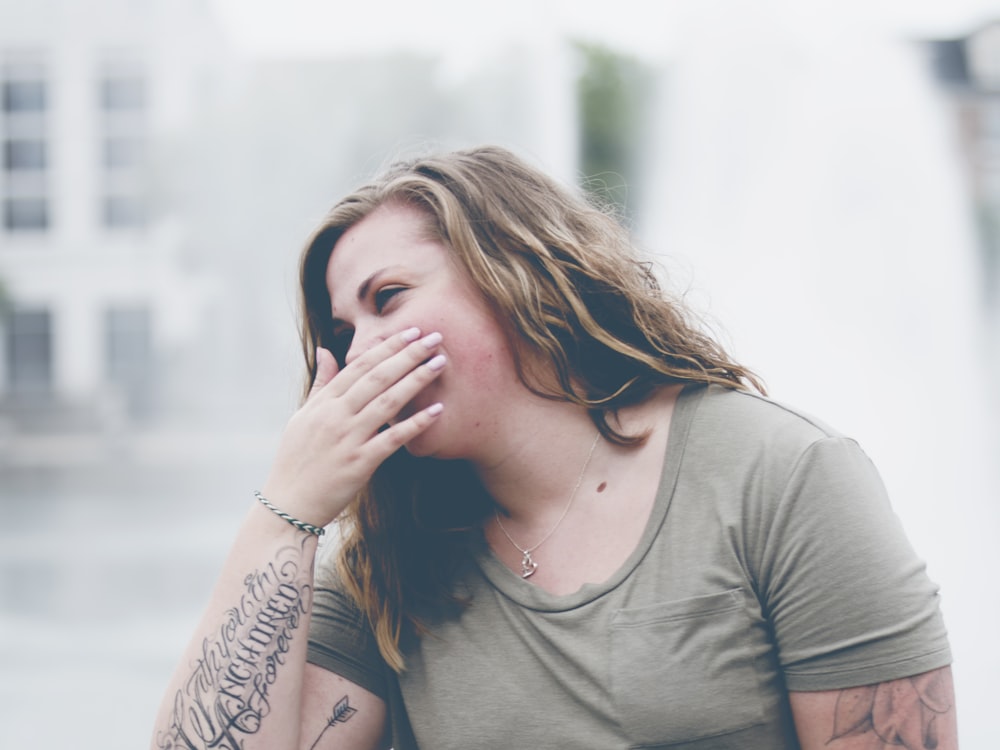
[374,285,406,314]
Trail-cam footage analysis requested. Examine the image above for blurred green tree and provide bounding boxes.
[575,42,655,222]
[0,276,11,321]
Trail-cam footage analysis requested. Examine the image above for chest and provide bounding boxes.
[397,543,794,750]
[483,426,671,596]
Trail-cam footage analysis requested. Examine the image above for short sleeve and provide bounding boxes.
[307,583,389,700]
[755,437,951,691]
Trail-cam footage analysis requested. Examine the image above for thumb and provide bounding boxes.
[308,347,339,398]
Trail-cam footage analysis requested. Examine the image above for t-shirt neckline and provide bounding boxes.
[471,383,706,612]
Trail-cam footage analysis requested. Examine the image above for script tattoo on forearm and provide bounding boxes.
[155,544,313,750]
[308,696,358,750]
[828,670,953,749]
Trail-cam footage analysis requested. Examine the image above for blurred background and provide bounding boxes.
[0,0,997,747]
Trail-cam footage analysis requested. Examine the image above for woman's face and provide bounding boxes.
[325,201,523,460]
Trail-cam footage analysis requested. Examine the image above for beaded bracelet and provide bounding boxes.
[254,491,326,537]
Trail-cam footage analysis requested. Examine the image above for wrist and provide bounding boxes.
[253,491,327,537]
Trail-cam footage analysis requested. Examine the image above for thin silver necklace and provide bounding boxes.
[494,432,601,579]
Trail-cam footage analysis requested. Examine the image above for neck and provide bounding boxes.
[471,398,597,523]
[475,386,682,525]
[481,385,684,587]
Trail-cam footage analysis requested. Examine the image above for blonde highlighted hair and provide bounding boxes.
[298,145,762,670]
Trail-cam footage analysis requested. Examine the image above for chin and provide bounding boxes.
[402,424,439,458]
[404,421,469,461]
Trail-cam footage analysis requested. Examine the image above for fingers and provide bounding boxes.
[263,329,446,519]
[308,326,447,450]
[330,329,444,410]
[349,332,443,410]
[353,350,445,432]
[366,400,444,456]
[308,347,340,399]
[321,327,419,397]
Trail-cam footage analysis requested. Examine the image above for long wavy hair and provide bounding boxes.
[298,145,762,670]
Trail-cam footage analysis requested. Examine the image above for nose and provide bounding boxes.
[343,326,386,366]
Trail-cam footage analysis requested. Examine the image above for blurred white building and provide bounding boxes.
[0,0,230,445]
[0,0,581,467]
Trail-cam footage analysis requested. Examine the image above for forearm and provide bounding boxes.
[149,331,445,748]
[150,501,319,750]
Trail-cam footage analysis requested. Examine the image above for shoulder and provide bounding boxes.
[681,384,856,468]
[673,385,893,537]
[691,384,841,439]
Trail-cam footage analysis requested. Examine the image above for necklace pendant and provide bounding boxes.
[520,551,539,578]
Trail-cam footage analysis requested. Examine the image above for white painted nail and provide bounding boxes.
[421,332,442,348]
[426,354,447,370]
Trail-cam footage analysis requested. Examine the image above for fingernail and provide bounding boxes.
[426,402,444,416]
[420,332,442,348]
[426,354,446,370]
[401,327,421,342]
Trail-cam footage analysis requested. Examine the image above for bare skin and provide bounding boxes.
[150,329,446,750]
[151,202,959,750]
[482,385,684,596]
[790,667,958,750]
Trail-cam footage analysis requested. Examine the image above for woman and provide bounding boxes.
[151,146,956,750]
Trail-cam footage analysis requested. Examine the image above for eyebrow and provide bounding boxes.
[357,268,389,304]
[329,265,404,329]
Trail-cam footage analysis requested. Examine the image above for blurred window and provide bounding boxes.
[3,59,49,233]
[2,79,45,113]
[105,306,150,383]
[101,76,145,111]
[99,61,148,231]
[105,306,152,416]
[103,194,145,228]
[3,139,46,170]
[3,196,48,230]
[5,308,52,393]
[103,137,143,170]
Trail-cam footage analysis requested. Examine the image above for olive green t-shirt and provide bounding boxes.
[308,384,951,749]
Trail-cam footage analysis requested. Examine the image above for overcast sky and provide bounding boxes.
[210,0,1000,64]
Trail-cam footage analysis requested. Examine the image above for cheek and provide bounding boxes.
[469,347,504,381]
[454,327,520,391]
[422,291,519,387]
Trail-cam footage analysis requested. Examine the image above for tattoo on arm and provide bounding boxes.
[308,696,358,750]
[154,544,313,750]
[828,670,953,748]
